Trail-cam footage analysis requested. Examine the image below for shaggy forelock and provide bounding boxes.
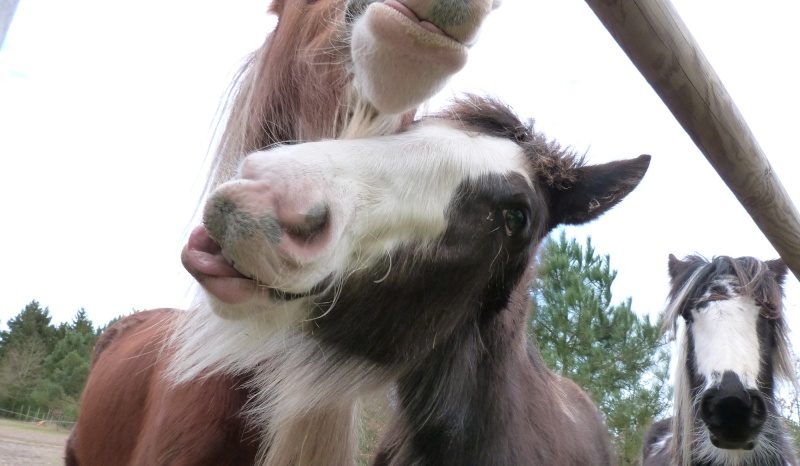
[664,255,788,336]
[431,95,585,188]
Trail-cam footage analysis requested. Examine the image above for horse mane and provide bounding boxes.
[664,254,797,465]
[205,1,412,197]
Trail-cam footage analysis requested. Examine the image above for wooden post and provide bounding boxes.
[583,0,800,282]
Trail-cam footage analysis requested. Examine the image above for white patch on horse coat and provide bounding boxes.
[649,432,672,457]
[167,290,394,466]
[691,293,761,390]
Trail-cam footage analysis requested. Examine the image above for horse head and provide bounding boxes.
[185,96,650,363]
[665,254,794,461]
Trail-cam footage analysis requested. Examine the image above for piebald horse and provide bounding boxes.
[70,96,649,465]
[194,96,645,464]
[643,254,799,466]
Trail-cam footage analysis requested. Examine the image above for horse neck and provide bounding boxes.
[379,288,571,464]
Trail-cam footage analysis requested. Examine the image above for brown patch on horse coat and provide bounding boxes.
[69,309,259,466]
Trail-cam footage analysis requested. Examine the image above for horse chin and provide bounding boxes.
[268,274,335,302]
[708,432,757,451]
[201,272,336,322]
[350,2,470,114]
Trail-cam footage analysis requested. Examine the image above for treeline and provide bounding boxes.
[0,302,120,420]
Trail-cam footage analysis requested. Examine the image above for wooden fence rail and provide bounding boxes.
[0,406,75,429]
[584,0,800,282]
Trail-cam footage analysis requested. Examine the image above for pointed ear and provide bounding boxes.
[547,154,650,228]
[668,254,690,281]
[766,258,788,286]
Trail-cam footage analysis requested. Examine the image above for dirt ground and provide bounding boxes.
[0,419,69,466]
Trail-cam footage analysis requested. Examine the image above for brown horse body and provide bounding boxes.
[69,309,259,465]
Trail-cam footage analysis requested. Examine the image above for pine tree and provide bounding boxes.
[529,231,669,465]
[44,327,95,398]
[0,300,58,357]
[71,308,95,337]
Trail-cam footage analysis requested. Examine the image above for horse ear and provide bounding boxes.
[667,254,689,281]
[547,154,650,228]
[268,0,285,15]
[766,258,788,286]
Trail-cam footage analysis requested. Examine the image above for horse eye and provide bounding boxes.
[503,209,527,236]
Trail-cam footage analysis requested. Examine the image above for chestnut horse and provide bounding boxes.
[71,95,649,465]
[642,255,799,466]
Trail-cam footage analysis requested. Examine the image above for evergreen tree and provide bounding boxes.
[71,308,95,337]
[44,325,95,398]
[529,231,669,465]
[0,301,59,407]
[0,300,58,358]
[0,303,99,416]
[0,338,47,404]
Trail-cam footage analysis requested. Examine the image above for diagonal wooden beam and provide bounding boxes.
[583,0,800,282]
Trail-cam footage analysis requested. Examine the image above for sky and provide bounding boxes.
[1,0,799,353]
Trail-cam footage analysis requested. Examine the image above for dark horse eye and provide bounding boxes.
[503,209,527,236]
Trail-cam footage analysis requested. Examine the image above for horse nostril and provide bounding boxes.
[749,390,768,426]
[700,389,723,427]
[701,385,767,432]
[284,203,330,241]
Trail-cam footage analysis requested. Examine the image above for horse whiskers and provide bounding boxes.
[693,414,786,466]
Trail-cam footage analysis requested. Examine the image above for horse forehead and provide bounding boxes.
[270,122,533,184]
[690,296,762,381]
[690,284,760,328]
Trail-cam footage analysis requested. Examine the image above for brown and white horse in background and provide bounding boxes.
[643,255,799,466]
[69,0,498,465]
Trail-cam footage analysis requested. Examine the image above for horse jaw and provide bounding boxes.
[350,0,495,114]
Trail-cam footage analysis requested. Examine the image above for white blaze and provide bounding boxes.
[691,294,761,390]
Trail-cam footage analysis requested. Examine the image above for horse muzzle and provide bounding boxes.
[699,371,767,450]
